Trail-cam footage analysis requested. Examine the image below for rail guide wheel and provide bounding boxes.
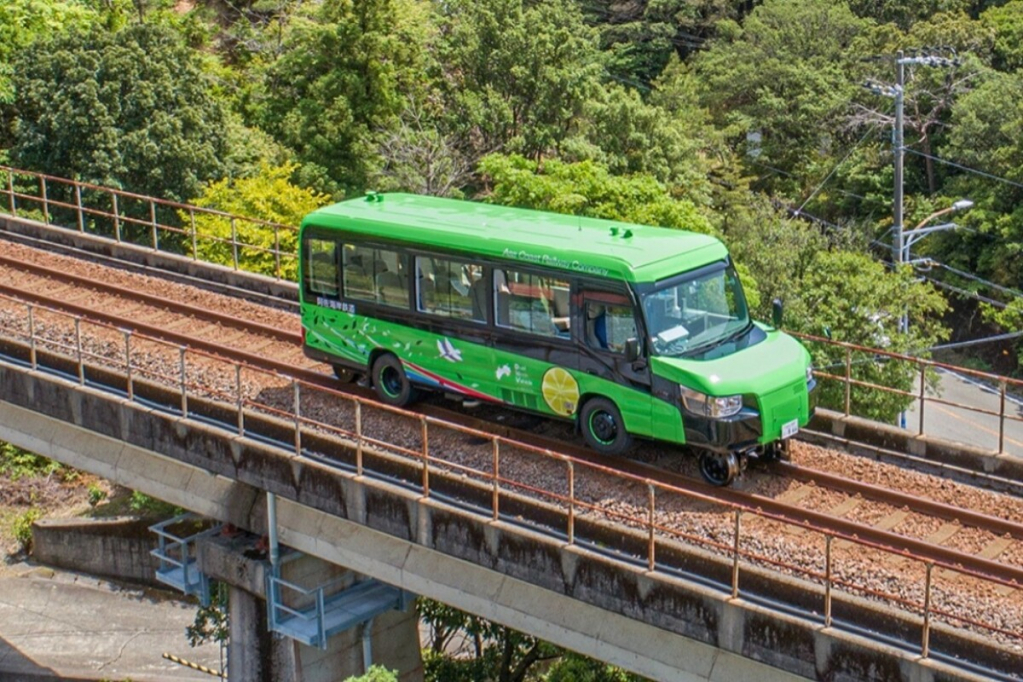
[698,450,740,486]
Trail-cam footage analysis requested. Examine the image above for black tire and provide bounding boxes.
[699,450,739,486]
[332,365,359,383]
[371,354,418,407]
[580,398,632,456]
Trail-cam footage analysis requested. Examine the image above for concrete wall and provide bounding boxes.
[0,357,1015,682]
[32,516,162,587]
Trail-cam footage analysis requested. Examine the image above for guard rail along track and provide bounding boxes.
[0,283,1020,679]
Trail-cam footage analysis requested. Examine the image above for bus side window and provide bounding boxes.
[495,268,566,337]
[584,299,638,354]
[307,239,339,297]
[417,256,480,321]
[344,245,408,308]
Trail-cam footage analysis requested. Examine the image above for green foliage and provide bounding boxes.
[0,0,97,105]
[13,507,42,552]
[789,252,949,421]
[185,162,329,279]
[87,483,108,507]
[982,0,1023,71]
[545,652,646,682]
[436,0,605,163]
[343,666,399,682]
[478,154,716,236]
[127,491,180,517]
[0,443,62,481]
[12,23,229,202]
[187,581,229,648]
[258,0,433,195]
[694,0,872,196]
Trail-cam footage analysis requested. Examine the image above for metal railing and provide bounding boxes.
[0,294,1019,672]
[0,165,297,280]
[794,331,1023,455]
[3,165,1022,457]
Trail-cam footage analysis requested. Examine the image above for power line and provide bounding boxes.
[796,122,880,213]
[903,148,1023,191]
[932,261,1023,299]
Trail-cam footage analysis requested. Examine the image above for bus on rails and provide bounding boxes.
[298,192,815,486]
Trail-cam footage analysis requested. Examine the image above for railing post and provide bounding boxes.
[293,379,301,456]
[150,199,159,250]
[274,226,282,279]
[355,400,363,475]
[567,460,575,545]
[40,177,49,224]
[27,304,37,369]
[8,169,16,215]
[230,217,239,271]
[824,534,833,627]
[235,364,244,435]
[844,347,852,416]
[421,417,429,496]
[492,438,500,520]
[75,318,84,385]
[190,208,198,260]
[998,380,1007,455]
[124,331,134,400]
[112,193,121,242]
[917,361,926,436]
[647,483,656,572]
[75,182,84,232]
[922,562,933,658]
[179,346,188,417]
[731,509,741,598]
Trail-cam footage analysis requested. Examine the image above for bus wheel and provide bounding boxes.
[332,365,359,383]
[372,354,417,407]
[581,398,632,456]
[699,450,738,486]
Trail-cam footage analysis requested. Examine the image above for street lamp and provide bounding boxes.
[901,199,974,264]
[895,198,972,429]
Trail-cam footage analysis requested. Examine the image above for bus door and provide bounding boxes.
[576,288,651,434]
[491,267,576,414]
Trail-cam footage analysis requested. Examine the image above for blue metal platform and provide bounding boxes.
[268,573,413,649]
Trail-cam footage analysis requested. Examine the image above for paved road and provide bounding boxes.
[904,367,1023,458]
[0,565,222,682]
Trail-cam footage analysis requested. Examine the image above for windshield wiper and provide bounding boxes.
[682,321,752,357]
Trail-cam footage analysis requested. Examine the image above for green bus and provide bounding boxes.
[299,193,815,486]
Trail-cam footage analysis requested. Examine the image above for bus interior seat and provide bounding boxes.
[376,271,405,302]
[470,278,487,321]
[551,286,570,332]
[585,304,608,349]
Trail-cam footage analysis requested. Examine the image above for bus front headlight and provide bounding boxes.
[680,386,743,418]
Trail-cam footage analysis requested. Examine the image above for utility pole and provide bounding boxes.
[893,51,905,272]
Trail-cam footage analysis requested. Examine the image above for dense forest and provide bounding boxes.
[3,0,1023,406]
[2,2,1022,679]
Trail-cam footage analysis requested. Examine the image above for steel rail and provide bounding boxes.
[0,282,1021,590]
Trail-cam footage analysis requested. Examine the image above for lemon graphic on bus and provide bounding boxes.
[541,366,580,417]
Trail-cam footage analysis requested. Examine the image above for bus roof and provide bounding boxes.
[301,193,728,283]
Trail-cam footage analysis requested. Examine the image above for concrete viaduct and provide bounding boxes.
[0,215,1015,682]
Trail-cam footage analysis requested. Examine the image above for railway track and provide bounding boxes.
[1,235,1021,662]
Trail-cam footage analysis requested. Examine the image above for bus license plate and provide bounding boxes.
[782,419,799,439]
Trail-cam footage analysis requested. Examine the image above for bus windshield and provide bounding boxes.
[641,264,750,358]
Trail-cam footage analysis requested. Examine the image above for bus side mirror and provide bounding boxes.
[625,337,641,363]
[772,299,783,328]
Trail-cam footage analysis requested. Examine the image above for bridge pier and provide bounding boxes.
[198,531,424,682]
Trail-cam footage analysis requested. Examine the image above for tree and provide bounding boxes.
[982,0,1023,72]
[11,23,229,203]
[435,0,605,163]
[258,0,434,196]
[693,0,873,198]
[788,251,949,421]
[185,162,329,279]
[477,154,716,236]
[0,0,97,106]
[344,666,399,682]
